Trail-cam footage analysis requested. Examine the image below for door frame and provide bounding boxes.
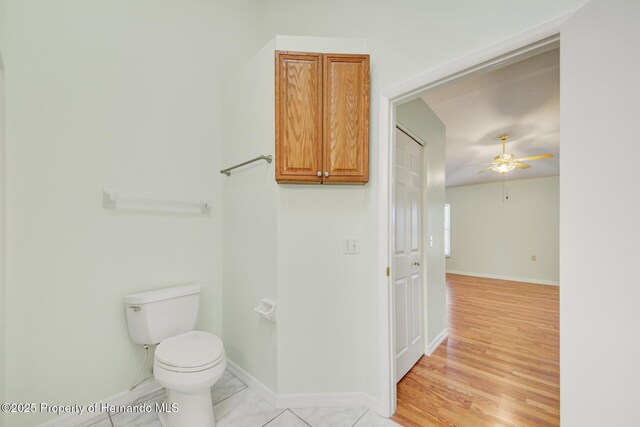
[377,9,580,417]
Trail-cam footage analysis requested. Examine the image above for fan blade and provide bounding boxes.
[515,163,531,169]
[478,166,493,173]
[514,154,554,162]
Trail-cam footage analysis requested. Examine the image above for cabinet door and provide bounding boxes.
[322,54,370,184]
[275,51,323,183]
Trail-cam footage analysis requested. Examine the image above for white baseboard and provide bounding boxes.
[227,360,379,412]
[446,270,559,286]
[278,392,379,411]
[39,379,162,427]
[226,360,277,408]
[426,329,448,356]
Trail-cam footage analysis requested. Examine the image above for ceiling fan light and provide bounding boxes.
[480,134,551,175]
[490,163,516,174]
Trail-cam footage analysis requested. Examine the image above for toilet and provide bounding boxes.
[124,284,226,427]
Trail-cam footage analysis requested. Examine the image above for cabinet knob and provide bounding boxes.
[413,261,421,267]
[317,171,322,177]
[324,171,330,177]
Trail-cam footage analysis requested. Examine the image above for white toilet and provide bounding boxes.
[124,284,226,427]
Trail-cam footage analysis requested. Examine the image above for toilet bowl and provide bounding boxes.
[154,331,226,427]
[124,284,225,427]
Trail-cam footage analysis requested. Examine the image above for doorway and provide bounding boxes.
[378,26,565,419]
[390,44,561,422]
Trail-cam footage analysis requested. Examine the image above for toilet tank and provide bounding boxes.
[124,284,201,345]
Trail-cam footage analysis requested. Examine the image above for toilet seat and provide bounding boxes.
[155,331,225,373]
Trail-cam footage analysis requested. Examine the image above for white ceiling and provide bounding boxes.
[422,48,560,188]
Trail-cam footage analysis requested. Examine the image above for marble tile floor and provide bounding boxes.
[87,370,399,427]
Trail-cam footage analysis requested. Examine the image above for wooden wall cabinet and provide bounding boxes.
[275,51,369,184]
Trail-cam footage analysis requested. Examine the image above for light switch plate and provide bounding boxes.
[343,238,361,254]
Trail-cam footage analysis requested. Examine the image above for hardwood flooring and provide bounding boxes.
[392,274,559,427]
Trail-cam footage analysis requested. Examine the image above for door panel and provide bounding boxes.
[411,188,419,252]
[395,278,408,355]
[275,51,323,183]
[394,182,406,254]
[322,54,369,183]
[394,128,425,382]
[411,273,421,342]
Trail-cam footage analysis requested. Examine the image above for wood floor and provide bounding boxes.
[392,274,559,427]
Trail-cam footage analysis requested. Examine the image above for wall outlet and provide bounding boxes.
[531,255,537,261]
[343,238,361,254]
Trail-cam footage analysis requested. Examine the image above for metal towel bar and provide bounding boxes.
[220,155,272,176]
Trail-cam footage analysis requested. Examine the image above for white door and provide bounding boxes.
[394,128,425,382]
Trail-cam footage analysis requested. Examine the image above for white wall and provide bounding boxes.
[221,38,279,392]
[221,35,374,396]
[272,37,374,396]
[0,16,5,408]
[0,0,599,423]
[249,0,585,402]
[561,0,640,425]
[0,0,6,408]
[0,0,4,51]
[446,176,560,285]
[262,0,584,88]
[0,66,4,414]
[396,99,447,348]
[3,1,261,425]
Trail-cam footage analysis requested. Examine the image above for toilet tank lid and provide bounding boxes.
[124,284,202,304]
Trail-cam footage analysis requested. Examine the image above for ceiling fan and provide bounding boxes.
[480,134,553,174]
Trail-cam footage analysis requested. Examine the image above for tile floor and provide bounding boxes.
[88,370,399,427]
